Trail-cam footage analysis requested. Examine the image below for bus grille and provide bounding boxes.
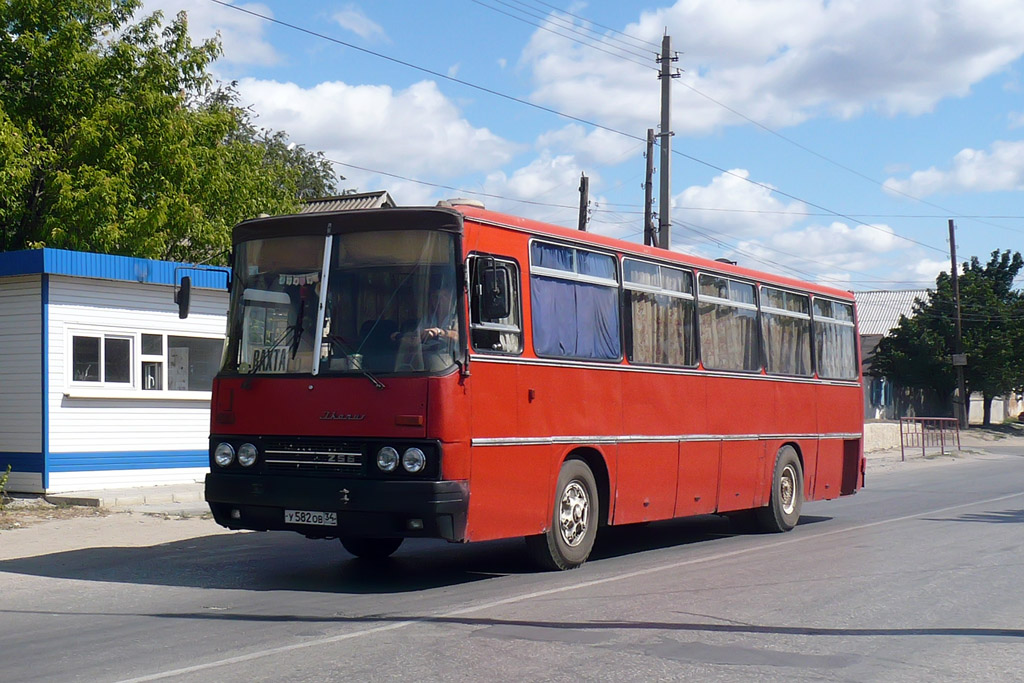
[263,438,364,472]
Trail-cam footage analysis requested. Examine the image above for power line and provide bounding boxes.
[490,0,1002,242]
[206,0,648,142]
[209,0,950,257]
[469,0,655,66]
[514,0,662,51]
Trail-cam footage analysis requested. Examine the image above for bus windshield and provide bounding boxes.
[222,230,460,376]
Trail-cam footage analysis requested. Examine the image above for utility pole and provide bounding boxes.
[644,128,656,247]
[577,173,589,232]
[657,34,678,249]
[949,219,968,428]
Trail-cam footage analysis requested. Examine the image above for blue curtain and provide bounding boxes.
[531,242,574,271]
[577,251,616,279]
[531,276,577,356]
[575,283,620,359]
[532,276,620,359]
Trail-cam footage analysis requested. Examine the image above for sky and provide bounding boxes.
[142,0,1024,292]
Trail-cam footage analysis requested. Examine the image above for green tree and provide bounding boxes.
[0,0,337,262]
[873,250,1024,426]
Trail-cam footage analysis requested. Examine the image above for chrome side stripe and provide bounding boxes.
[471,432,862,447]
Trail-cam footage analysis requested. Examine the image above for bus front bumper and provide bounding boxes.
[205,473,469,542]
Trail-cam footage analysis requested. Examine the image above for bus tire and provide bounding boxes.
[525,459,598,571]
[340,537,403,560]
[756,445,803,533]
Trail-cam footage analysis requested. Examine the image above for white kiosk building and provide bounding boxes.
[0,248,228,493]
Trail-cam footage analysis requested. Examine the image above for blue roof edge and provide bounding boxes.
[0,248,230,289]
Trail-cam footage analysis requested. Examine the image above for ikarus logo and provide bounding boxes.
[319,411,366,421]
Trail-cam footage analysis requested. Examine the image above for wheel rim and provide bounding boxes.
[780,463,797,515]
[558,480,590,547]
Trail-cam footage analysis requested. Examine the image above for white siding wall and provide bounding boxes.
[46,276,226,490]
[47,467,209,492]
[0,275,42,451]
[0,275,43,492]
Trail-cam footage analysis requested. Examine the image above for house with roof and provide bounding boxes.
[855,289,1022,424]
[855,289,929,420]
[299,190,395,213]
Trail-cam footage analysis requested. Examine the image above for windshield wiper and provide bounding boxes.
[290,298,306,359]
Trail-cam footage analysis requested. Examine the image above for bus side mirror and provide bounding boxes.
[176,276,191,319]
[480,267,511,320]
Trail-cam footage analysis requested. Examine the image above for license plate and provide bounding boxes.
[284,509,338,526]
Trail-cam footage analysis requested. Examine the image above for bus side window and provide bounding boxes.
[470,256,523,354]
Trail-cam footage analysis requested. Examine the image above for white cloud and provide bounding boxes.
[671,169,807,239]
[733,221,904,283]
[481,153,591,226]
[236,78,520,183]
[883,140,1024,196]
[903,257,949,285]
[142,0,280,67]
[536,124,643,166]
[521,0,1024,135]
[333,4,388,42]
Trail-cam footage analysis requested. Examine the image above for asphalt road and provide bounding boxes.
[2,448,1022,682]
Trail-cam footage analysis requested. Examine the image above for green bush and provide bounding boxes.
[0,464,11,511]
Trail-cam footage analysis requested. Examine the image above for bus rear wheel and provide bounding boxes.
[526,459,598,571]
[340,537,403,560]
[756,445,803,533]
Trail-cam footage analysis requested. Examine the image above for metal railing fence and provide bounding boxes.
[899,417,961,461]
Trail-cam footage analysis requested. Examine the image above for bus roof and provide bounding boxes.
[453,204,856,303]
[233,203,854,303]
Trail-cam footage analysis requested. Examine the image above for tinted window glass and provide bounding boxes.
[73,336,100,382]
[104,338,131,383]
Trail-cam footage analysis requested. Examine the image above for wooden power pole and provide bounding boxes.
[949,219,968,428]
[644,128,656,247]
[657,34,678,249]
[577,173,589,232]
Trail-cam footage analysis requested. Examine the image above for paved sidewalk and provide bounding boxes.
[46,482,208,516]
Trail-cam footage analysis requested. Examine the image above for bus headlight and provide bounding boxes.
[402,447,426,473]
[376,446,399,472]
[214,442,235,467]
[237,443,258,467]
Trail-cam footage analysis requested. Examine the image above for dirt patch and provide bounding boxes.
[961,423,1024,442]
[0,498,110,530]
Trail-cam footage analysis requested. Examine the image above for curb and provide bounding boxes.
[46,488,205,510]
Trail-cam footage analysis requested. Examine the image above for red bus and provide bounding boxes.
[199,201,863,569]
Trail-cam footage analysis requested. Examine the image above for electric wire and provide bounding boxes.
[672,79,1024,238]
[513,0,662,51]
[505,0,658,56]
[210,0,979,260]
[504,1,1024,241]
[469,0,655,67]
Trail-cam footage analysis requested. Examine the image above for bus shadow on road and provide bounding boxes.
[923,508,1024,524]
[588,513,831,562]
[0,514,834,594]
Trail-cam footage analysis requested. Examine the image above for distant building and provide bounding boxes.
[854,289,928,420]
[855,288,1022,424]
[0,249,228,493]
[300,190,395,213]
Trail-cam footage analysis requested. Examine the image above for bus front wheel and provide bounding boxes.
[340,537,403,560]
[756,446,803,533]
[526,459,598,571]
